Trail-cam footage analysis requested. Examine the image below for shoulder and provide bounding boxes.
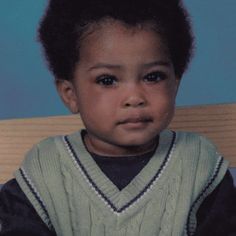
[174,130,225,162]
[13,135,68,229]
[14,136,59,184]
[174,130,229,172]
[20,136,59,168]
[22,130,83,164]
[15,131,83,178]
[176,131,228,186]
[175,130,217,148]
[14,134,68,185]
[173,130,229,193]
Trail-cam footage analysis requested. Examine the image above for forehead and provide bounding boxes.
[78,19,170,65]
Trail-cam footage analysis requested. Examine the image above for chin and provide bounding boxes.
[116,135,158,148]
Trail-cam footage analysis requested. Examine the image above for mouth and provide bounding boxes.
[117,116,153,127]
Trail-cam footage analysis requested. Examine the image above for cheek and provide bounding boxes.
[161,95,176,125]
[149,87,176,119]
[158,100,175,119]
[78,90,118,120]
[152,99,175,131]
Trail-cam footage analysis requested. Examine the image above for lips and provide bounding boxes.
[118,116,153,125]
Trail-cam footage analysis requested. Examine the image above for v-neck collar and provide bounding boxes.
[61,129,176,215]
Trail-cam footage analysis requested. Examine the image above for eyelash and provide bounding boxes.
[95,71,167,87]
[143,71,167,83]
[95,75,118,87]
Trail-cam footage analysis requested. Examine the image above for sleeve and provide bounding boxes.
[0,179,56,236]
[195,170,236,236]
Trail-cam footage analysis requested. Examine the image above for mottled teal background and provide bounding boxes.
[0,0,236,120]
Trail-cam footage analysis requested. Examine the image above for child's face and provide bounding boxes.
[57,20,180,156]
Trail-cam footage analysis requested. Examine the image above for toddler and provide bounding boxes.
[0,0,236,235]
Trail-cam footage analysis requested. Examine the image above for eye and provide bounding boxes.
[143,71,167,83]
[95,75,118,87]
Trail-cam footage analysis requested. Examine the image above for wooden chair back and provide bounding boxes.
[0,103,235,183]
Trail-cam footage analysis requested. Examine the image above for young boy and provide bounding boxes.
[0,0,236,235]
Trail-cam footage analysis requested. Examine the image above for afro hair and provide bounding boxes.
[39,0,194,80]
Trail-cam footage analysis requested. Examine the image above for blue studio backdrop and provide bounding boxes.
[0,0,236,120]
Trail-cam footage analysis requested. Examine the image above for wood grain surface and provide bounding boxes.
[0,103,235,183]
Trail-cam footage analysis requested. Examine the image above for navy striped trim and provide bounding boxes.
[186,156,224,236]
[64,131,176,214]
[64,136,117,212]
[19,168,53,229]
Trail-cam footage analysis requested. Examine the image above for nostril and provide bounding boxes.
[125,103,131,107]
[124,99,146,107]
[138,101,145,106]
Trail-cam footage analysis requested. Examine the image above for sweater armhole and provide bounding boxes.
[195,170,236,235]
[0,179,56,235]
[186,155,228,236]
[15,167,53,230]
[14,142,54,230]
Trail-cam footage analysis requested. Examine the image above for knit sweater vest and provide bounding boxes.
[15,130,228,236]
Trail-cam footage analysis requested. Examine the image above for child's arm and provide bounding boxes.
[0,179,56,236]
[196,170,236,235]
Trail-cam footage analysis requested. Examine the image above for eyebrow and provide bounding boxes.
[87,60,171,71]
[142,61,171,68]
[88,63,122,71]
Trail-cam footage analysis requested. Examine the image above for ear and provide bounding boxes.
[56,79,79,114]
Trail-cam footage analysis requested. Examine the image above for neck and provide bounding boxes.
[83,132,158,157]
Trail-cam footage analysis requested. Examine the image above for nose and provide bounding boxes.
[124,96,146,107]
[122,84,147,108]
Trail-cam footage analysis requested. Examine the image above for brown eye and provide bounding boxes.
[143,71,167,83]
[96,75,118,87]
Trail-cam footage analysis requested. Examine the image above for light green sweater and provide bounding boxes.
[15,130,228,236]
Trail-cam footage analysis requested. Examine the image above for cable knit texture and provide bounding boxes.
[14,130,228,236]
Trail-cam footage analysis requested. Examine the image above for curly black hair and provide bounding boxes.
[38,0,194,80]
